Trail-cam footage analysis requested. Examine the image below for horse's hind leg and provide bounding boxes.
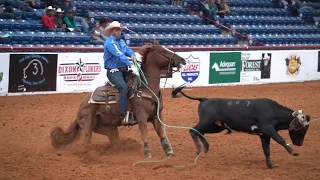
[93,117,120,144]
[78,107,95,147]
[78,116,93,147]
[152,114,174,157]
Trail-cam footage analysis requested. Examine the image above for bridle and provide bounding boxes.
[137,45,183,79]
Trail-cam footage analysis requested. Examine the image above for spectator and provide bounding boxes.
[215,0,227,17]
[91,21,106,44]
[42,6,62,32]
[220,0,232,15]
[61,0,89,32]
[99,19,108,40]
[208,0,219,15]
[26,0,46,9]
[0,6,15,19]
[288,0,300,17]
[54,8,65,31]
[63,9,81,32]
[200,0,215,25]
[6,0,34,12]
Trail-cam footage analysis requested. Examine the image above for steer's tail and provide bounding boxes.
[171,83,208,102]
[50,118,80,149]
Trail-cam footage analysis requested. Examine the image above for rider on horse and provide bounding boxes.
[103,21,139,125]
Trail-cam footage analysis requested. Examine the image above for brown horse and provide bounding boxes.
[50,42,186,158]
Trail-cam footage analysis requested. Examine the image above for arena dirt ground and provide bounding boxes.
[1,81,320,180]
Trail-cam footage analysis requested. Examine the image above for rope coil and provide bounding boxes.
[131,58,208,167]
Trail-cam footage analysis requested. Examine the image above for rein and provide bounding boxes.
[134,46,179,89]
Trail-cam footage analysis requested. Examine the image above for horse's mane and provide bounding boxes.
[137,40,160,66]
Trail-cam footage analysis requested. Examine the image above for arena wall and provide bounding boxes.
[0,49,319,96]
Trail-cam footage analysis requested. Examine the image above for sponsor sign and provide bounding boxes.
[261,53,272,79]
[270,50,319,82]
[209,52,241,84]
[317,51,320,72]
[0,54,9,95]
[181,54,200,83]
[240,52,262,83]
[57,53,106,92]
[285,53,301,76]
[240,52,272,83]
[8,54,58,93]
[160,51,209,88]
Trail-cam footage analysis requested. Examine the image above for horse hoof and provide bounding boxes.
[166,150,175,157]
[144,152,152,158]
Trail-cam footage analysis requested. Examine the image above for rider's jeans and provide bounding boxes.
[107,70,129,118]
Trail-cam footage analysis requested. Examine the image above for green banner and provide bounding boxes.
[209,52,241,84]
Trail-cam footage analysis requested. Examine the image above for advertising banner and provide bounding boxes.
[270,50,319,82]
[0,54,10,95]
[56,53,107,92]
[208,52,241,84]
[318,51,320,72]
[160,51,210,88]
[8,54,58,93]
[240,51,272,84]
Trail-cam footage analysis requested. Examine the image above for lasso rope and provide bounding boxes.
[131,58,209,167]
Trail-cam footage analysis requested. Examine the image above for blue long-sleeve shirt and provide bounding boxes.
[103,35,135,69]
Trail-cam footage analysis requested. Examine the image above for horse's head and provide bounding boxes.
[140,40,186,76]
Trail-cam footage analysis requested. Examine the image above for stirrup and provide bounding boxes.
[122,111,130,124]
[128,93,134,99]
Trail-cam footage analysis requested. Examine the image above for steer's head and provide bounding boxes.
[289,110,311,146]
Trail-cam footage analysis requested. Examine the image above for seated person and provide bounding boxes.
[63,9,81,32]
[200,0,215,24]
[42,6,62,32]
[215,0,227,18]
[91,21,106,44]
[61,0,89,32]
[208,0,219,15]
[99,19,108,40]
[220,0,234,15]
[288,0,300,17]
[26,0,46,9]
[6,0,34,12]
[54,8,66,31]
[0,6,15,19]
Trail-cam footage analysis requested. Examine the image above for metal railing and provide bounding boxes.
[0,45,319,52]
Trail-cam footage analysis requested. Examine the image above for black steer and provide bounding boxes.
[172,84,311,169]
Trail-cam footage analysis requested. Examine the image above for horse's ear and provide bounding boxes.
[153,39,160,45]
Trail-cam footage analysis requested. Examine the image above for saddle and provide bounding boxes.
[89,73,138,106]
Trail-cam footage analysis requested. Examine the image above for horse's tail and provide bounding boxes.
[50,118,80,149]
[171,83,208,102]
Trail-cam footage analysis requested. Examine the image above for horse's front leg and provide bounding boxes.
[135,109,152,158]
[152,113,174,157]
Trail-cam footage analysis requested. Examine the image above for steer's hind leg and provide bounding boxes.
[197,123,226,153]
[190,124,202,155]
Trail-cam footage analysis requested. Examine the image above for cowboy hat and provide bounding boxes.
[104,21,126,36]
[56,8,63,13]
[46,6,53,11]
